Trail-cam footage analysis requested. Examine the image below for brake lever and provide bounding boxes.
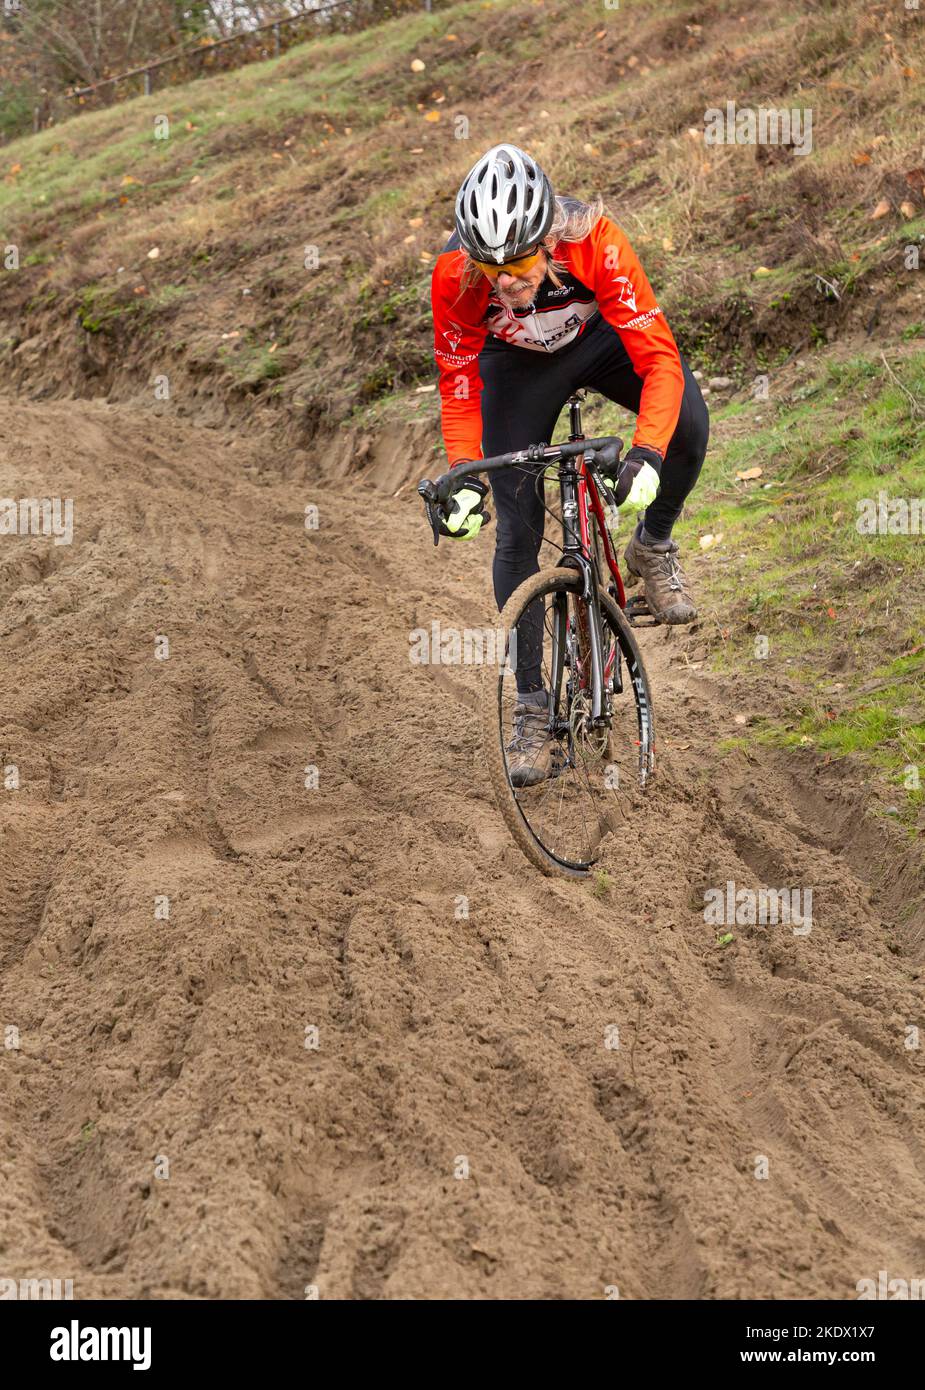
[417,480,442,547]
[585,455,620,530]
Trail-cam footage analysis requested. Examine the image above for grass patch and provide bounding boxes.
[676,350,925,815]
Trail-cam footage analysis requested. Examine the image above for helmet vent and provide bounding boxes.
[454,144,554,263]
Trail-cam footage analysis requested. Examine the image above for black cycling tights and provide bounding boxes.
[479,315,709,693]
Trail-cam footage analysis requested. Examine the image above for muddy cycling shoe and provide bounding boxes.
[507,695,561,788]
[623,530,698,625]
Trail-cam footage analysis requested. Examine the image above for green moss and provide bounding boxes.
[220,341,286,386]
[76,284,135,334]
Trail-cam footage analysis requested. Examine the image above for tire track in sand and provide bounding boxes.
[0,397,923,1299]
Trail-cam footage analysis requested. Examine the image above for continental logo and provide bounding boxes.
[619,306,663,331]
[436,351,478,367]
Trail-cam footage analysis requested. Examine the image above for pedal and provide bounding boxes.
[624,594,660,628]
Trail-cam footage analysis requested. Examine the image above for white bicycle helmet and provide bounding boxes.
[455,143,555,263]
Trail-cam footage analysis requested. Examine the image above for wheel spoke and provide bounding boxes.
[493,573,654,873]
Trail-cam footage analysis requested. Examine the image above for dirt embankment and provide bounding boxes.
[1,396,923,1298]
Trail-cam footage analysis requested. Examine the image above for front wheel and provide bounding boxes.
[482,567,655,878]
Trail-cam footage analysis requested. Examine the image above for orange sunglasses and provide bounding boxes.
[470,246,545,278]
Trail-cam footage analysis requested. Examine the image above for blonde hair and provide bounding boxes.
[458,194,606,294]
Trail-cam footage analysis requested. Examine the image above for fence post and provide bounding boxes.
[424,0,433,11]
[143,69,152,96]
[274,23,281,57]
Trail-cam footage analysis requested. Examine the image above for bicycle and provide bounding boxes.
[418,392,656,878]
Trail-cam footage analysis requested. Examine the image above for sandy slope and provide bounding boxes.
[1,396,923,1299]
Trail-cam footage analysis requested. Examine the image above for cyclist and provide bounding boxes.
[430,143,709,784]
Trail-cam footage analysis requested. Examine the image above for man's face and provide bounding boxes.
[491,253,548,309]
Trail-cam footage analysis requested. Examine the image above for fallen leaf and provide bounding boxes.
[147,246,160,259]
[900,200,916,219]
[870,199,891,219]
[8,162,21,175]
[662,236,674,252]
[826,606,837,619]
[423,110,441,122]
[733,714,748,725]
[736,466,763,481]
[408,216,424,227]
[902,66,916,79]
[753,266,773,277]
[403,233,416,244]
[409,147,424,154]
[904,167,925,186]
[699,532,723,549]
[852,151,871,166]
[410,58,426,72]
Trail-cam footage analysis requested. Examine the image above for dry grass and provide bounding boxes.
[0,0,922,432]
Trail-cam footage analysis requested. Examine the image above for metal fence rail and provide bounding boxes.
[62,0,444,110]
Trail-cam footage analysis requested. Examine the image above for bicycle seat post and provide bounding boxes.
[567,391,585,443]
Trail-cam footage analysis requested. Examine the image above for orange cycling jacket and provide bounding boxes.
[431,202,685,465]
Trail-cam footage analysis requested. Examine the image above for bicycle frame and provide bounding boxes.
[418,394,628,730]
[552,394,625,726]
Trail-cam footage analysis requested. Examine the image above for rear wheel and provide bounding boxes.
[482,566,655,877]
